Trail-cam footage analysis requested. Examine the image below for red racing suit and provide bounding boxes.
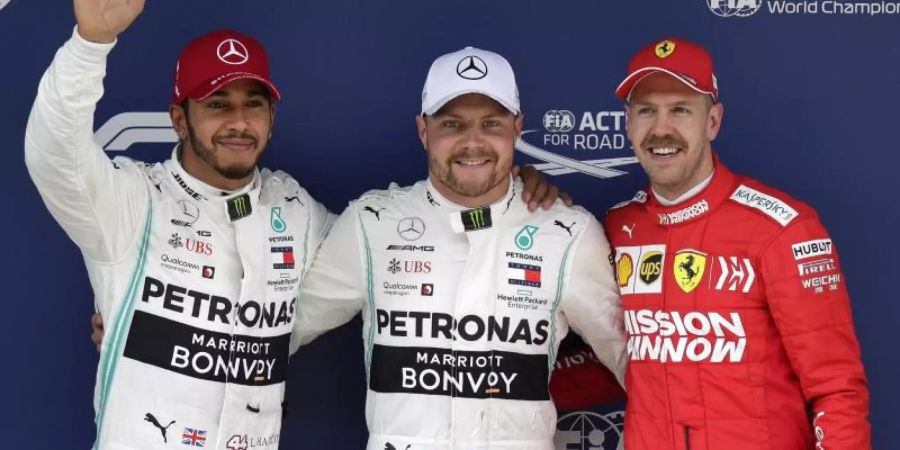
[605,157,870,450]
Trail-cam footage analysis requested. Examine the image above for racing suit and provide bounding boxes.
[25,30,332,449]
[290,178,627,449]
[605,156,870,450]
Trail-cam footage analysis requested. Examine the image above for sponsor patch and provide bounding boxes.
[625,309,746,363]
[507,262,542,287]
[729,185,798,226]
[673,249,707,293]
[798,258,837,277]
[713,256,755,293]
[658,199,709,225]
[616,245,666,294]
[792,238,833,260]
[271,246,295,270]
[801,273,842,294]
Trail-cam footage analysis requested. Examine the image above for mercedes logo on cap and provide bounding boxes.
[217,39,249,65]
[397,217,426,241]
[456,55,488,80]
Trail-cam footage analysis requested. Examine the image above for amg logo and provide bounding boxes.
[386,245,435,252]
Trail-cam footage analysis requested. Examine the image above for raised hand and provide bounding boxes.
[74,0,145,43]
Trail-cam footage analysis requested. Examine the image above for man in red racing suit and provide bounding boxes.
[602,37,871,450]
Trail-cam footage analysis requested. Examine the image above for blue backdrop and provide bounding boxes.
[0,1,895,448]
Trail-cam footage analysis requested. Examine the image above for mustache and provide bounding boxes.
[448,149,497,160]
[215,131,258,144]
[641,134,687,150]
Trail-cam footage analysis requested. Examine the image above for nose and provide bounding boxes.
[461,125,486,151]
[650,110,675,136]
[225,107,252,132]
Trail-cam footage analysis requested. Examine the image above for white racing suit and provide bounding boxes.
[291,178,626,449]
[25,30,332,449]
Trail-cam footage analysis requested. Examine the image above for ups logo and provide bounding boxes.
[639,251,663,284]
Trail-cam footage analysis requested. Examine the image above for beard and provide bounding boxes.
[186,120,259,180]
[428,148,506,198]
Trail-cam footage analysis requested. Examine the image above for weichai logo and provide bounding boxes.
[624,309,746,363]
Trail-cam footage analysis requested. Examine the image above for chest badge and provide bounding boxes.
[270,207,287,233]
[674,250,707,293]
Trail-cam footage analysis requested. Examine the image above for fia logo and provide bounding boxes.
[707,0,763,17]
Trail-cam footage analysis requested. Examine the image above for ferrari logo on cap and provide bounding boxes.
[655,40,676,58]
[674,249,706,293]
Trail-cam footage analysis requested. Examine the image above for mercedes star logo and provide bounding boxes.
[456,55,488,80]
[217,39,249,65]
[397,217,426,241]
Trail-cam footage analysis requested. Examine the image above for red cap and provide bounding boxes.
[172,30,281,104]
[615,38,718,102]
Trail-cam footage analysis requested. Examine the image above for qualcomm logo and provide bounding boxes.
[707,0,763,17]
[554,410,624,450]
[94,112,177,151]
[515,109,637,179]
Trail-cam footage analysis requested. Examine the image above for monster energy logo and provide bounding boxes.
[515,225,539,250]
[227,194,252,221]
[461,207,492,231]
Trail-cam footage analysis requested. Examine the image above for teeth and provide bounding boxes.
[457,159,487,165]
[652,147,678,155]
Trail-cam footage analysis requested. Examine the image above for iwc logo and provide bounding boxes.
[554,410,624,450]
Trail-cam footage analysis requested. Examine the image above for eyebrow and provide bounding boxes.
[630,99,693,107]
[433,112,508,119]
[206,89,269,99]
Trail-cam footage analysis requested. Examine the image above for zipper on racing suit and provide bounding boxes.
[684,426,692,450]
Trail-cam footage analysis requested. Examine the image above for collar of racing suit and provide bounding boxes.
[645,153,739,227]
[167,145,263,220]
[423,175,519,233]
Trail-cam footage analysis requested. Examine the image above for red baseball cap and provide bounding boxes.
[615,38,718,102]
[172,29,281,104]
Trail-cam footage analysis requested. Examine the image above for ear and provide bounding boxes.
[706,102,724,141]
[169,103,187,140]
[269,102,277,139]
[513,113,524,136]
[415,114,428,151]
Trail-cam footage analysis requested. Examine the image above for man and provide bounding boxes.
[26,1,333,448]
[39,2,561,448]
[606,38,870,449]
[289,46,627,449]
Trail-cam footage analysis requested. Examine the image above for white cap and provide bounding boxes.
[421,46,520,116]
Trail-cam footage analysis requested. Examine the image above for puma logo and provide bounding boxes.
[144,413,175,443]
[622,223,635,239]
[554,220,575,236]
[285,195,304,206]
[364,206,386,220]
[385,444,412,450]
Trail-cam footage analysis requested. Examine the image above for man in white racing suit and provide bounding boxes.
[291,47,627,450]
[24,1,332,448]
